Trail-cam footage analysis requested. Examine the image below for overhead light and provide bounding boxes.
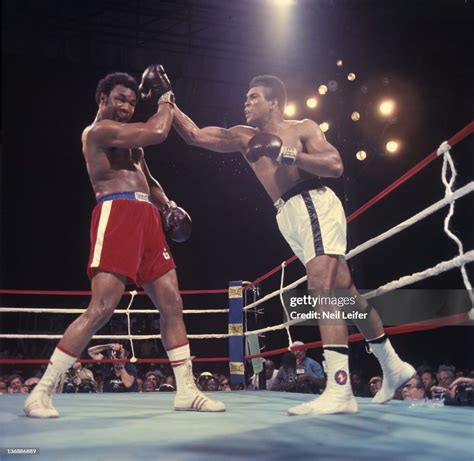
[284,103,296,117]
[356,150,367,161]
[319,122,330,132]
[386,140,399,153]
[336,59,343,67]
[379,99,395,116]
[351,112,361,121]
[347,73,356,81]
[306,97,318,109]
[318,85,328,95]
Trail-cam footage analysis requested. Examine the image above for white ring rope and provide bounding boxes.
[1,251,472,341]
[125,291,138,362]
[440,143,474,318]
[0,308,229,314]
[278,261,294,346]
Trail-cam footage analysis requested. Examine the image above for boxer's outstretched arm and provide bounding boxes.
[173,106,251,153]
[294,119,343,178]
[87,103,174,149]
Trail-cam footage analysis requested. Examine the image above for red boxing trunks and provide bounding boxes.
[87,192,176,286]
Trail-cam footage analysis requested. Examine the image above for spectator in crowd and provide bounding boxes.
[8,374,26,394]
[419,367,436,398]
[448,376,474,400]
[368,376,383,397]
[251,359,279,390]
[88,343,137,392]
[143,380,156,392]
[219,377,231,392]
[136,377,144,392]
[272,352,298,392]
[401,376,426,401]
[145,372,161,391]
[292,341,326,394]
[436,364,456,390]
[206,376,219,392]
[147,362,165,379]
[351,371,371,397]
[163,375,176,388]
[0,380,8,394]
[197,372,216,391]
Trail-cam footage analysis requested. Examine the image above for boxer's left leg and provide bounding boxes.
[335,259,415,404]
[288,255,358,416]
[143,269,225,412]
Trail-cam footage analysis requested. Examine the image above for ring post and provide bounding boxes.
[228,280,244,385]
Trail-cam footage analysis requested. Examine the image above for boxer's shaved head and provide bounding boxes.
[249,75,287,111]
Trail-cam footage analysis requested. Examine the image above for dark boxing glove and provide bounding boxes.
[138,64,175,104]
[247,132,298,165]
[161,202,192,243]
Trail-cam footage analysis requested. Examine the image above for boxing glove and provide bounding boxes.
[247,132,298,165]
[138,64,174,104]
[161,202,192,243]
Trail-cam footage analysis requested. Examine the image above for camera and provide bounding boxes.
[445,384,474,406]
[62,379,77,393]
[77,379,95,393]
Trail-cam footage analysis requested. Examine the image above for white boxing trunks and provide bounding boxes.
[275,180,347,264]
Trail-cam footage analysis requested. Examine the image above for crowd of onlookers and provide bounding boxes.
[1,341,473,405]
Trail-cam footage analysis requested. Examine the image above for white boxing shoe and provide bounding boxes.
[174,391,226,412]
[372,361,416,404]
[24,387,59,418]
[288,392,358,416]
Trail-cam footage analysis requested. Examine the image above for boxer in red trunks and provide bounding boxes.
[24,66,224,418]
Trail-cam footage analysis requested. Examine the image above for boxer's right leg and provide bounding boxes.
[143,269,225,412]
[24,271,126,418]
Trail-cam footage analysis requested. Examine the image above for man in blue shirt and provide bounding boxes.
[292,341,326,394]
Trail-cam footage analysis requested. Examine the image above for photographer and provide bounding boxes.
[58,360,96,394]
[447,377,474,406]
[88,343,137,393]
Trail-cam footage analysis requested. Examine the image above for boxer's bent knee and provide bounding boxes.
[84,300,116,328]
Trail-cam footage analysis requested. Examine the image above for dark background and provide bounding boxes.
[1,0,473,376]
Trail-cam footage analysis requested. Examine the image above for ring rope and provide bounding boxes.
[440,143,474,316]
[0,311,468,365]
[125,290,138,362]
[0,308,229,314]
[278,261,294,346]
[1,250,472,341]
[243,181,473,312]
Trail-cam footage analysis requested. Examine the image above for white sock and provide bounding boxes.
[368,338,404,372]
[38,346,77,391]
[323,348,352,397]
[167,343,195,394]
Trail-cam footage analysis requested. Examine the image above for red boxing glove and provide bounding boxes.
[138,64,175,104]
[247,132,297,165]
[161,202,192,243]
